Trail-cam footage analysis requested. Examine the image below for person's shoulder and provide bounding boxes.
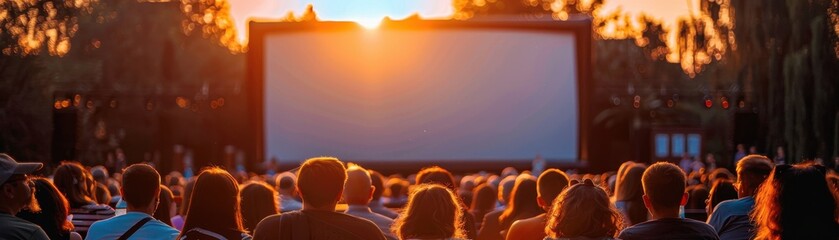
[680,218,717,232]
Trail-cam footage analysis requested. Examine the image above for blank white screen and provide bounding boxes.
[264,28,578,163]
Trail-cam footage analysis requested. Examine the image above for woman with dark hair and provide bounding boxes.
[53,162,114,237]
[705,179,737,215]
[17,178,83,240]
[613,164,648,226]
[470,183,497,230]
[392,184,467,240]
[752,163,839,240]
[684,185,709,221]
[171,178,195,231]
[545,179,623,240]
[153,185,176,226]
[497,177,540,235]
[239,181,278,232]
[179,167,251,240]
[416,166,477,239]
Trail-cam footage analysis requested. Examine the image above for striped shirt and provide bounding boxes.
[70,204,115,237]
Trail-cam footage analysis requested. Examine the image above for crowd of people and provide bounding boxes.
[1,152,838,240]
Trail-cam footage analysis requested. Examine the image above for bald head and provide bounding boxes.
[343,165,374,205]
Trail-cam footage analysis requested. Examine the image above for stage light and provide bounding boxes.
[704,99,713,109]
[721,97,729,109]
[633,95,641,109]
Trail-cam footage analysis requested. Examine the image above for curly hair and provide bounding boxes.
[546,179,623,238]
[393,184,466,239]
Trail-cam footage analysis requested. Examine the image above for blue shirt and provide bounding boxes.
[706,196,755,240]
[86,212,180,240]
[345,205,396,240]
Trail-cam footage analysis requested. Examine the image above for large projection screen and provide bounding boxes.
[248,19,592,166]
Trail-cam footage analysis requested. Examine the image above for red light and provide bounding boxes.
[704,99,713,108]
[722,100,730,109]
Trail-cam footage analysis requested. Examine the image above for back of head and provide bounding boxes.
[416,166,456,190]
[369,170,385,201]
[642,162,686,211]
[179,179,196,216]
[394,184,465,239]
[53,162,95,209]
[240,181,278,231]
[537,169,570,208]
[343,164,373,205]
[616,164,646,201]
[498,175,517,204]
[753,163,839,240]
[297,157,347,208]
[183,167,244,234]
[387,177,406,198]
[499,177,540,228]
[275,172,296,192]
[153,185,174,226]
[547,179,622,239]
[122,164,161,209]
[90,166,109,185]
[708,179,738,211]
[470,183,497,213]
[735,155,774,196]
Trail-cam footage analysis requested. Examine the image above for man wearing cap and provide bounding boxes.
[0,153,50,240]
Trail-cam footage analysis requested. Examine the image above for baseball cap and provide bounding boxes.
[0,153,43,184]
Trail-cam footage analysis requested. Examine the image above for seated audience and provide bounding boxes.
[614,163,648,226]
[53,162,115,237]
[479,175,539,240]
[170,178,194,231]
[153,185,176,226]
[240,181,279,232]
[368,170,399,219]
[343,164,397,240]
[275,172,303,212]
[392,184,467,240]
[705,179,737,216]
[684,185,709,221]
[0,154,50,240]
[253,157,386,240]
[17,178,82,240]
[86,164,180,239]
[470,183,497,230]
[752,163,839,240]
[707,155,773,239]
[179,167,250,240]
[384,177,408,208]
[505,169,571,240]
[545,179,623,240]
[618,162,719,240]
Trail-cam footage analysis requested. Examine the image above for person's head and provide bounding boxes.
[736,144,745,152]
[121,164,161,213]
[708,168,734,183]
[536,169,570,211]
[706,179,737,215]
[240,181,278,231]
[470,183,497,214]
[499,176,540,228]
[735,155,774,197]
[498,175,517,205]
[181,167,245,235]
[16,177,72,239]
[387,177,407,198]
[641,162,688,216]
[153,185,174,226]
[0,154,41,215]
[685,185,709,221]
[615,164,646,201]
[343,164,374,205]
[416,166,456,191]
[369,170,386,201]
[749,146,758,154]
[393,184,465,239]
[297,157,346,209]
[775,146,784,157]
[90,166,109,185]
[275,172,296,196]
[179,178,195,216]
[752,163,839,240]
[546,179,622,239]
[94,183,112,205]
[53,161,97,209]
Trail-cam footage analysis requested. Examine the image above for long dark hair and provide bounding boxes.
[53,162,97,209]
[614,164,648,225]
[179,167,247,239]
[17,178,75,240]
[240,181,278,231]
[498,177,541,230]
[707,179,737,215]
[469,183,497,223]
[154,185,174,226]
[546,179,623,238]
[752,163,839,240]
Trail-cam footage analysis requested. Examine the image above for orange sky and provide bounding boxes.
[228,0,697,45]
